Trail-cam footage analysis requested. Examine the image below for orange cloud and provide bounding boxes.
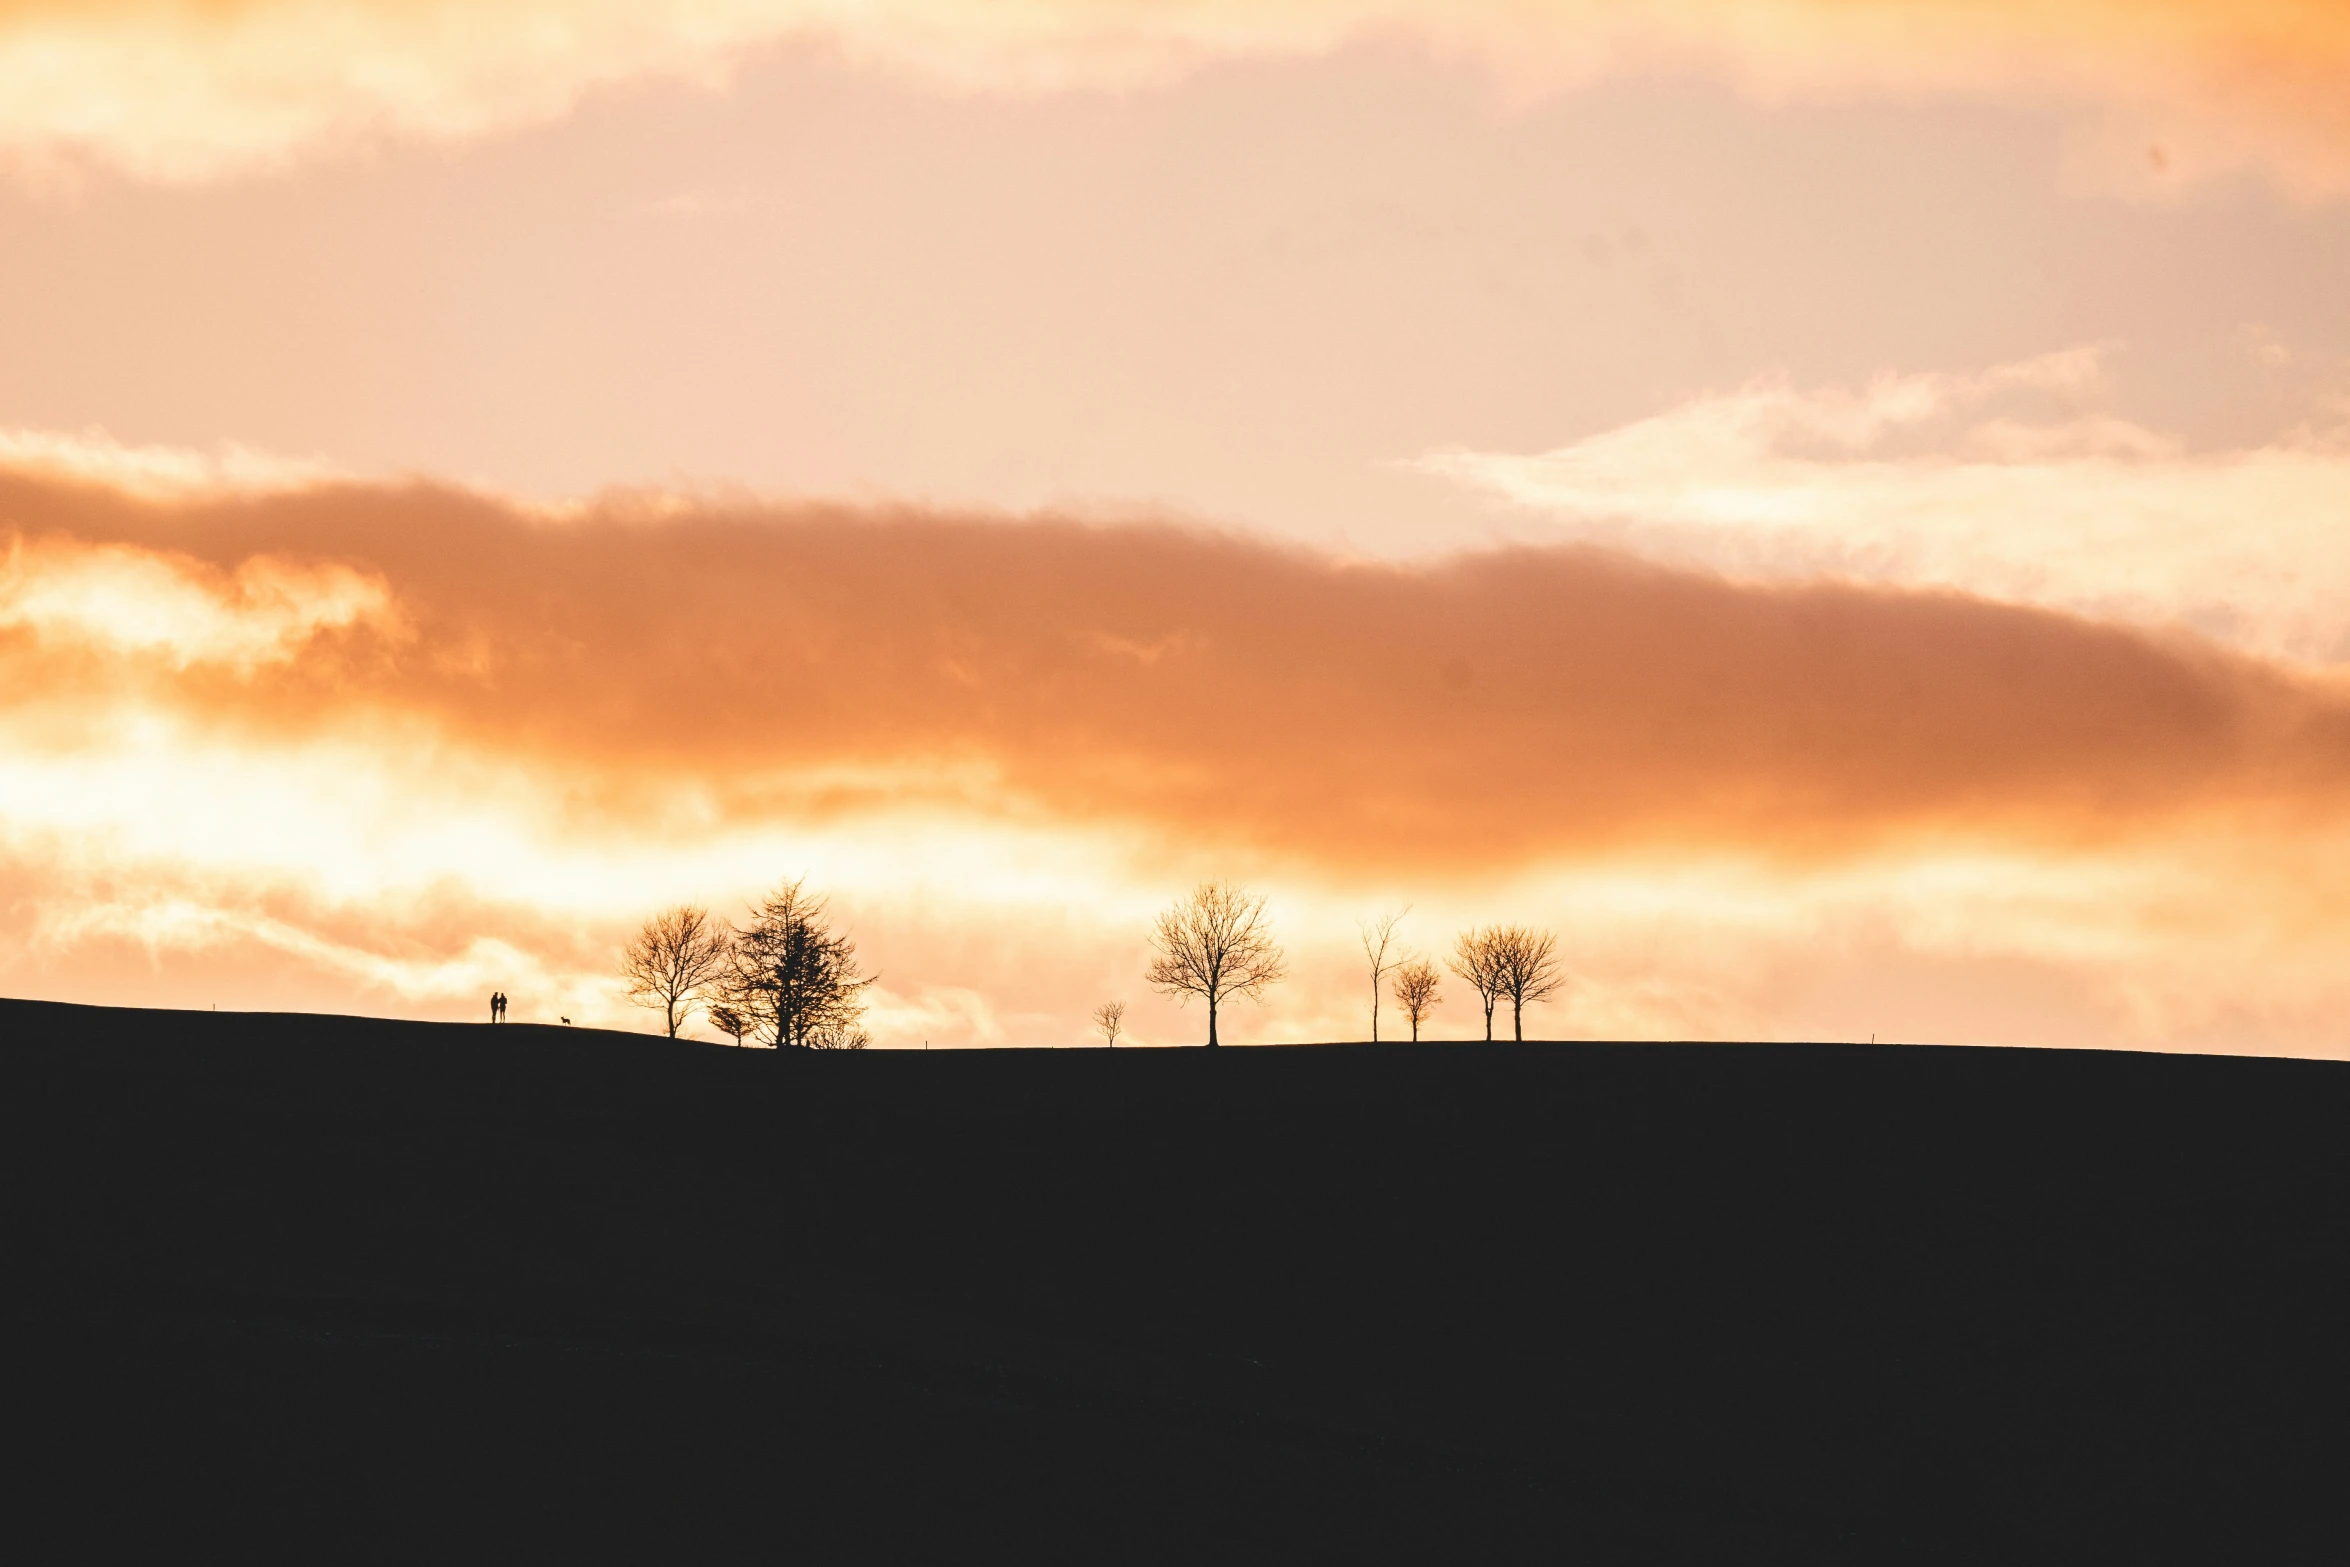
[9,463,2350,870]
[15,453,2350,1049]
[0,2,2344,193]
[0,534,396,671]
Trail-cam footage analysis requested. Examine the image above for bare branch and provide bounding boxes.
[1491,925,1563,1042]
[1448,927,1509,1043]
[1145,882,1287,1047]
[618,903,732,1038]
[1091,999,1125,1047]
[706,1002,751,1047]
[1357,905,1409,1042]
[1391,958,1442,1043]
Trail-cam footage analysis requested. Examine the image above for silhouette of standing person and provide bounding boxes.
[491,991,506,1023]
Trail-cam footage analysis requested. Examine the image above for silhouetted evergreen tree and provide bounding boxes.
[726,879,874,1049]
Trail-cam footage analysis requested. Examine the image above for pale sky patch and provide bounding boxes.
[1419,349,2350,664]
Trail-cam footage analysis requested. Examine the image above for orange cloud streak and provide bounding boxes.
[9,468,2350,870]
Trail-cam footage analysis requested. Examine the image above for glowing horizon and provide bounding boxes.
[3,6,2348,1053]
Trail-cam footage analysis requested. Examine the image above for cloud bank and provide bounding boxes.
[10,461,2348,863]
[9,444,2350,1051]
[2,1,2346,192]
[1421,349,2350,665]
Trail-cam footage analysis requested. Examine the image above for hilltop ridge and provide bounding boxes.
[5,998,2344,1560]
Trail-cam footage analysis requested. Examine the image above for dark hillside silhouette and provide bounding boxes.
[6,998,2349,1559]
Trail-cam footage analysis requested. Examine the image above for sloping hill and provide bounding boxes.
[4,998,2345,1560]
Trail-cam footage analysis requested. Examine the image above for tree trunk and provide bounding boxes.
[1370,984,1379,1044]
[1207,998,1220,1048]
[1410,1017,1419,1042]
[1513,997,1523,1041]
[1483,999,1495,1041]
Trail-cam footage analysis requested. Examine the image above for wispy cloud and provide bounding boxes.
[0,427,340,498]
[1418,348,2350,664]
[0,535,396,670]
[2,3,2346,192]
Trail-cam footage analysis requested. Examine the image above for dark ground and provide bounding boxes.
[3,998,2346,1561]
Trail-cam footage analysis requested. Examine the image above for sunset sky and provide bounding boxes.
[4,0,2349,1050]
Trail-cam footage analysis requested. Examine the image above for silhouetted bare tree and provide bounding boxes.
[1449,928,1508,1042]
[1146,882,1287,1048]
[1092,1000,1125,1047]
[619,903,732,1038]
[805,1018,873,1050]
[1358,907,1408,1042]
[707,1001,751,1047]
[1392,958,1442,1042]
[729,878,875,1049]
[1493,926,1563,1042]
